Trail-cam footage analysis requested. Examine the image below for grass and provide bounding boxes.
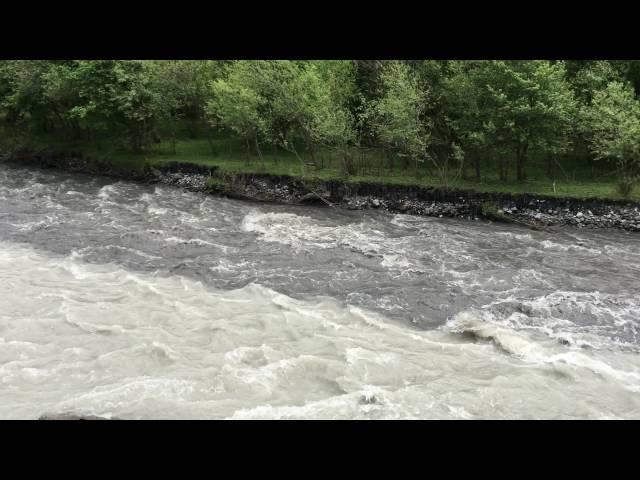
[7,131,640,202]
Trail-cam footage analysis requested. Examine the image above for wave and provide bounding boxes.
[97,184,120,201]
[445,310,640,392]
[1,238,640,419]
[163,236,232,252]
[71,245,162,261]
[479,290,640,352]
[241,210,422,272]
[540,240,602,255]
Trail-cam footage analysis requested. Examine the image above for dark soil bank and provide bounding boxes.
[3,148,640,232]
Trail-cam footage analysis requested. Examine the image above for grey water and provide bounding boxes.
[1,163,639,419]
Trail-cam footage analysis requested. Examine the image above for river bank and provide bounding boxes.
[3,147,640,232]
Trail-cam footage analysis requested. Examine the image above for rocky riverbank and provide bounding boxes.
[3,148,640,232]
[198,171,640,232]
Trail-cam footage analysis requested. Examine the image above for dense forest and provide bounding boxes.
[1,60,640,196]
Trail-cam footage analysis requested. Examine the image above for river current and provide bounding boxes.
[1,164,639,419]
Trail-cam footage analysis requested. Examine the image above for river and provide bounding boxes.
[1,163,640,419]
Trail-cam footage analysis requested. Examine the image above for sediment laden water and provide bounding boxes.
[1,164,640,419]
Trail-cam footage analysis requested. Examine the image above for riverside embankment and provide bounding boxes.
[3,147,640,232]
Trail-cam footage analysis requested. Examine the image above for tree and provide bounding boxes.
[0,60,52,135]
[584,81,640,196]
[567,61,621,104]
[371,61,432,179]
[472,61,576,181]
[206,61,267,166]
[275,62,356,171]
[30,60,160,151]
[149,60,225,144]
[440,61,486,180]
[351,60,384,146]
[299,62,357,173]
[207,61,357,173]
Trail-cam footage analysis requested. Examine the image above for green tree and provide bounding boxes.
[206,61,267,166]
[0,60,52,135]
[149,60,225,144]
[473,60,577,181]
[35,60,160,151]
[275,62,356,170]
[207,61,356,173]
[298,62,357,173]
[440,61,486,180]
[584,81,640,196]
[371,61,433,179]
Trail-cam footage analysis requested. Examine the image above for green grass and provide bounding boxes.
[8,132,640,202]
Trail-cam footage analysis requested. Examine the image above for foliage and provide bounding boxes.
[470,61,577,181]
[371,61,430,177]
[1,59,640,191]
[584,81,640,195]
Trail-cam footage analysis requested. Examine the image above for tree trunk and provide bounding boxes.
[203,129,215,156]
[53,109,68,134]
[516,142,528,182]
[254,130,264,169]
[272,142,278,164]
[475,154,481,180]
[442,153,448,187]
[516,157,524,181]
[499,156,506,182]
[435,147,448,186]
[306,135,316,166]
[385,147,394,173]
[168,117,177,154]
[72,118,82,140]
[190,118,199,139]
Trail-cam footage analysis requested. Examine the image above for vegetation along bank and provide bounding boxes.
[2,60,640,231]
[3,147,639,232]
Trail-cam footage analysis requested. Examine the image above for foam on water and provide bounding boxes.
[1,241,640,419]
[2,165,640,418]
[241,210,421,272]
[476,291,640,352]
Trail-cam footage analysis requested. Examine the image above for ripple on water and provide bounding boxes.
[1,165,640,419]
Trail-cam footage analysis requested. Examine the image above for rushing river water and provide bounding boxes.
[1,164,640,419]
